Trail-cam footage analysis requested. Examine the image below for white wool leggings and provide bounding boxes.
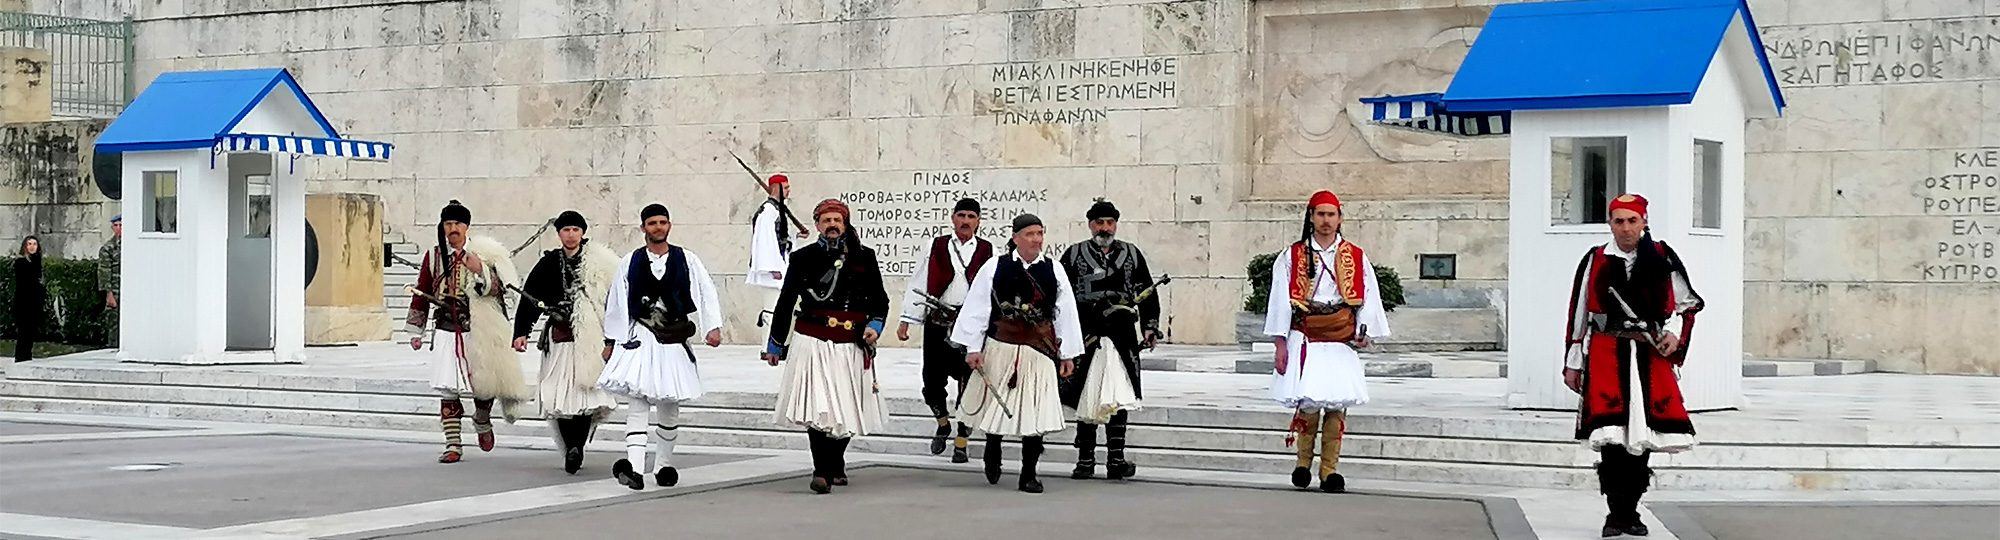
[624,399,681,473]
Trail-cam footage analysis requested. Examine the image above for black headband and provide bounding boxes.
[553,210,587,231]
[1011,213,1043,233]
[1086,200,1119,221]
[440,200,470,225]
[640,203,670,221]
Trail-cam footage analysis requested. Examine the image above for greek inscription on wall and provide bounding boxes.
[841,172,1054,276]
[1762,19,2000,87]
[1922,149,2000,282]
[986,56,1181,125]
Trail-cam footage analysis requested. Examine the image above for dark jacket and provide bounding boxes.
[11,256,46,334]
[765,238,889,355]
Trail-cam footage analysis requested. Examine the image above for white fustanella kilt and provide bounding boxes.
[773,335,887,438]
[427,331,473,396]
[1074,342,1142,424]
[1268,330,1369,411]
[596,336,704,403]
[961,340,1066,437]
[538,341,620,417]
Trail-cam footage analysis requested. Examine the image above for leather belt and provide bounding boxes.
[796,309,867,343]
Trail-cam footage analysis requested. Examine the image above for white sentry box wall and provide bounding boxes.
[1506,36,1755,412]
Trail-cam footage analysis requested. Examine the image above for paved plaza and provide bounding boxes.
[21,343,2000,425]
[1665,503,2000,540]
[0,414,1528,540]
[381,467,1502,540]
[3,341,1998,540]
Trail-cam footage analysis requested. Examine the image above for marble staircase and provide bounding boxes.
[1,361,1990,491]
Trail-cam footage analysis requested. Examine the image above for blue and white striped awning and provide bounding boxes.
[1360,94,1511,137]
[214,133,393,161]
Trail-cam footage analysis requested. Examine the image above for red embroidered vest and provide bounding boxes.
[1287,239,1365,311]
[926,235,993,295]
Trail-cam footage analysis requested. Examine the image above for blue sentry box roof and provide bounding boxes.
[1443,0,1783,113]
[96,68,340,153]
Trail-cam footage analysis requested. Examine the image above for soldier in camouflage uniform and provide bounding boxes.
[97,215,121,347]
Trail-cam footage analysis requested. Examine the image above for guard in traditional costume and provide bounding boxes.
[896,197,992,464]
[764,198,891,494]
[1560,193,1703,538]
[512,210,622,474]
[1057,200,1161,480]
[1264,190,1389,493]
[750,174,804,328]
[953,214,1083,494]
[597,203,725,490]
[406,200,530,464]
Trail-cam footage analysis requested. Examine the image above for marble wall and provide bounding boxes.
[1741,0,2000,374]
[0,119,112,260]
[17,0,1996,372]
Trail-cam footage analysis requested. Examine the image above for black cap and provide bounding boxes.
[1011,213,1043,233]
[640,203,670,222]
[554,210,587,232]
[1086,200,1119,221]
[953,198,981,215]
[440,200,471,225]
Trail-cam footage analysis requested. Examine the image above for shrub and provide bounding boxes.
[0,256,112,345]
[1243,250,1404,312]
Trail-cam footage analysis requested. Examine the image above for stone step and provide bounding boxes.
[8,394,1998,491]
[6,377,1999,473]
[1743,358,1875,377]
[9,362,1996,447]
[1399,287,1498,309]
[1233,310,1503,354]
[1384,307,1501,346]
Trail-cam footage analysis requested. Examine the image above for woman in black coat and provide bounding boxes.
[12,236,45,362]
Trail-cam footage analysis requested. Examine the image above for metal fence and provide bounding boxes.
[0,11,133,119]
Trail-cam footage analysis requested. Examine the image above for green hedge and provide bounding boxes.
[1243,251,1404,312]
[0,256,112,345]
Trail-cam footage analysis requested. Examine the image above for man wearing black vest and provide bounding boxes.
[954,214,1083,494]
[595,203,724,490]
[1059,200,1160,480]
[897,198,993,464]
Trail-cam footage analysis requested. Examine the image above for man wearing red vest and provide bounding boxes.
[897,198,993,464]
[1264,190,1389,493]
[1560,193,1704,538]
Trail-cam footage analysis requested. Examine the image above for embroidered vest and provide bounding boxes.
[1287,239,1366,310]
[926,235,993,296]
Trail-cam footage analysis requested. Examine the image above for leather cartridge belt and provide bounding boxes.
[992,318,1062,360]
[1291,302,1356,343]
[795,309,869,343]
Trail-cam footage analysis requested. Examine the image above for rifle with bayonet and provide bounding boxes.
[728,150,812,237]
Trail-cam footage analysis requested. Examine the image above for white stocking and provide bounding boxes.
[651,401,680,472]
[625,400,651,470]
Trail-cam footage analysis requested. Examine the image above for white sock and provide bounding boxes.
[625,402,650,470]
[651,401,680,472]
